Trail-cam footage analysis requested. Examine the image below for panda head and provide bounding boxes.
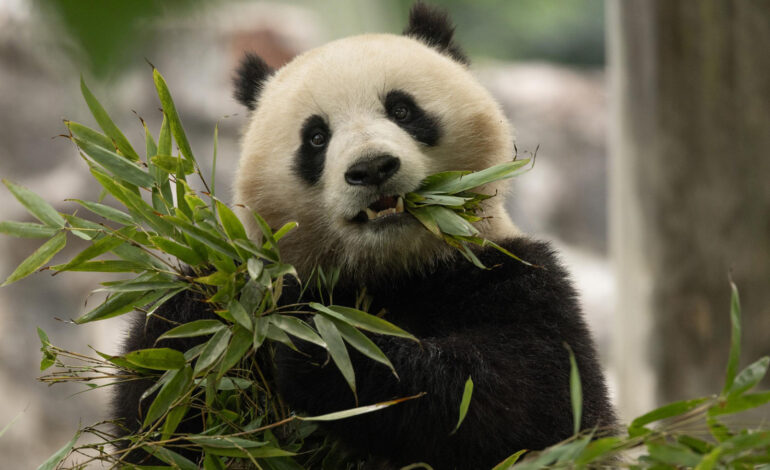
[233,3,517,281]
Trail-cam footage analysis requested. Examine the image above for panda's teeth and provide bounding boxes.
[363,196,406,221]
[365,207,399,220]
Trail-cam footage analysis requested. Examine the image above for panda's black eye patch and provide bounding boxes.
[294,115,330,185]
[384,90,441,146]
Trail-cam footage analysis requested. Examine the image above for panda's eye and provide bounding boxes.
[392,103,411,122]
[309,131,327,148]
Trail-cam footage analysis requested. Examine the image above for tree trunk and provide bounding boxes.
[608,0,770,419]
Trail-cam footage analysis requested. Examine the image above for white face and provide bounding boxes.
[234,34,516,280]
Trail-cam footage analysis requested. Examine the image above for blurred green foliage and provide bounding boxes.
[35,0,604,77]
[34,0,205,76]
[397,0,605,65]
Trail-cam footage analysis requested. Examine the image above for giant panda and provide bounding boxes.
[114,3,616,469]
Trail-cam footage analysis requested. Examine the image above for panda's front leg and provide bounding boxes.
[273,325,535,469]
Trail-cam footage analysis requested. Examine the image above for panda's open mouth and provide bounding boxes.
[352,195,405,223]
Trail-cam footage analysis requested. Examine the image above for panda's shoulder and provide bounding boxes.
[452,236,576,294]
[374,236,580,327]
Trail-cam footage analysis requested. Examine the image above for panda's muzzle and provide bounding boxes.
[345,155,408,223]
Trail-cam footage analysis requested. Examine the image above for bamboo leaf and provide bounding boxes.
[2,179,65,228]
[314,315,355,395]
[68,199,135,225]
[53,260,147,273]
[80,77,140,161]
[0,221,58,239]
[144,119,157,159]
[164,215,238,260]
[491,449,528,470]
[112,243,164,270]
[143,365,193,428]
[144,287,187,318]
[574,437,622,466]
[153,69,196,163]
[149,236,204,265]
[2,231,66,286]
[161,403,189,441]
[216,200,248,241]
[416,170,470,193]
[188,435,268,450]
[203,454,226,470]
[90,167,176,236]
[95,349,153,374]
[428,206,478,237]
[647,442,701,467]
[413,194,471,207]
[417,159,530,194]
[0,411,23,439]
[74,289,167,324]
[56,229,127,271]
[629,397,710,437]
[722,281,742,395]
[211,123,218,199]
[38,326,57,371]
[124,348,186,370]
[159,320,226,340]
[227,300,253,331]
[728,356,770,397]
[62,213,104,240]
[65,120,115,151]
[36,430,80,470]
[266,262,299,281]
[269,315,326,348]
[329,317,395,376]
[151,155,195,175]
[75,137,154,188]
[247,257,263,282]
[252,211,277,250]
[265,322,297,350]
[408,206,442,237]
[709,391,770,416]
[310,303,417,340]
[156,116,174,204]
[273,221,298,241]
[195,328,232,375]
[217,325,253,378]
[194,438,294,458]
[158,115,171,155]
[566,344,583,435]
[300,393,424,421]
[695,448,723,470]
[707,415,731,443]
[459,240,488,269]
[450,376,474,435]
[142,446,198,470]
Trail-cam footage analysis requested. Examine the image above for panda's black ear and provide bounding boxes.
[403,2,469,65]
[233,52,273,111]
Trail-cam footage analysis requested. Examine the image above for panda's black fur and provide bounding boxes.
[113,3,616,469]
[114,239,616,468]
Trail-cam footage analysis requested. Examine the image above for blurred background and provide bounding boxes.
[0,0,767,467]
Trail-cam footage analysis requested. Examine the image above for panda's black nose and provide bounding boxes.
[344,155,401,186]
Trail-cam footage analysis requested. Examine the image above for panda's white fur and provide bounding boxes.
[233,33,518,279]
